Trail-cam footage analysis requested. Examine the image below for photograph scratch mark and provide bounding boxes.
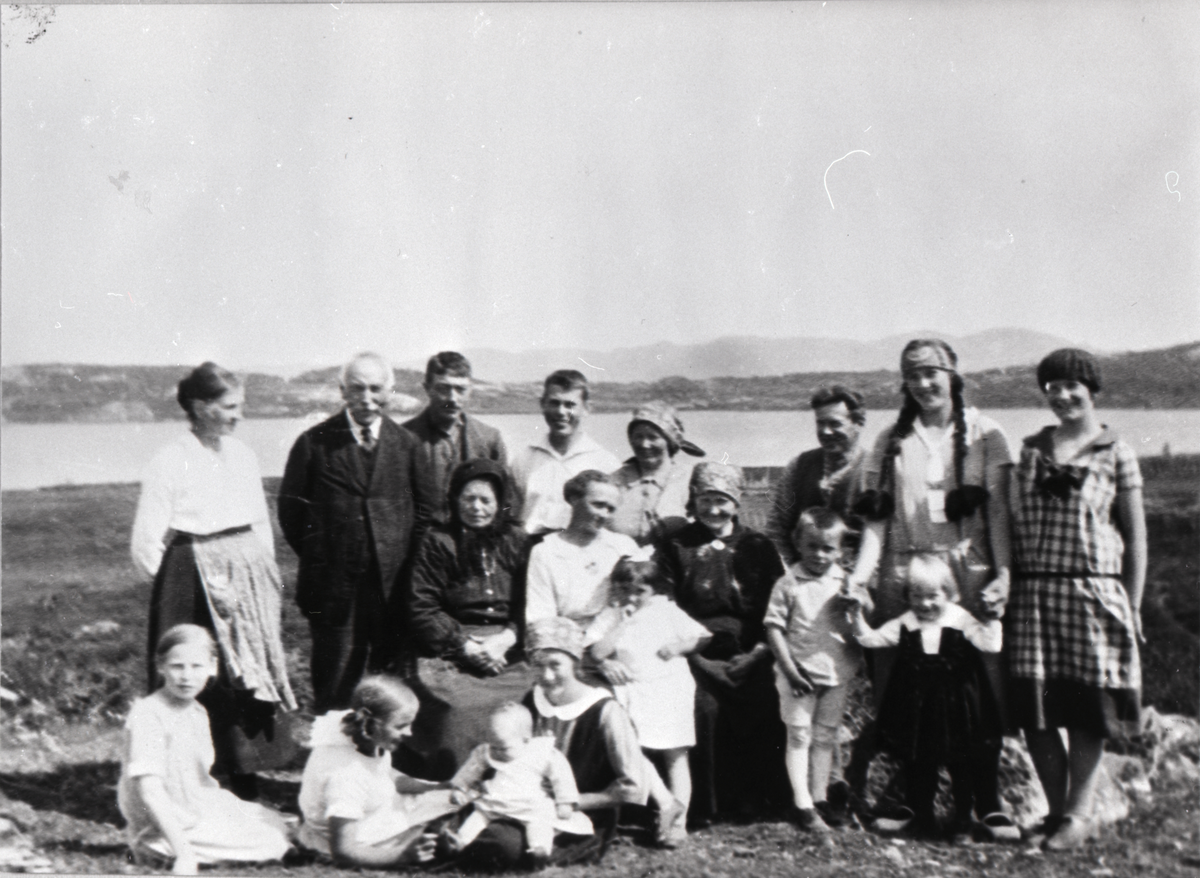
[1166,171,1181,202]
[578,357,605,371]
[823,149,871,210]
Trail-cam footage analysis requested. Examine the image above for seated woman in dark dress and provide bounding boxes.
[658,461,791,824]
[403,459,536,779]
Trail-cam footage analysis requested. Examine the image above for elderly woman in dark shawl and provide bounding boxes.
[403,458,535,779]
[658,461,791,824]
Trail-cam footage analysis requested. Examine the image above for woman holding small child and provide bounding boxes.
[846,339,1017,841]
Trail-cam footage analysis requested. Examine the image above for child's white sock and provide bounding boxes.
[786,725,815,810]
[809,740,836,805]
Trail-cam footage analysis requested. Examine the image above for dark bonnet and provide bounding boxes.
[448,458,511,514]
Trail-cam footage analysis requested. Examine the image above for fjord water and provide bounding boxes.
[3,409,1198,491]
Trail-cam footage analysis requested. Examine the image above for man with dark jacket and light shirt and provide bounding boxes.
[278,352,421,712]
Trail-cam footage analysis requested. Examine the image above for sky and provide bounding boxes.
[2,1,1197,375]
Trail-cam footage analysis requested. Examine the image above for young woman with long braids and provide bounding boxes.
[845,339,1018,840]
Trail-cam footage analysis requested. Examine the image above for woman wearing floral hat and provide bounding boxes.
[659,461,790,824]
[609,401,706,546]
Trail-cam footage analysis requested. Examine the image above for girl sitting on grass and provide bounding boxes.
[118,624,291,875]
[298,675,458,868]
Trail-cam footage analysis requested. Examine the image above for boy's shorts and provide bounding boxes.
[774,667,849,731]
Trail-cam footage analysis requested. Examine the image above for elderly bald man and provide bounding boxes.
[279,352,422,711]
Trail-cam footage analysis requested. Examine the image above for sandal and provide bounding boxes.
[980,812,1021,843]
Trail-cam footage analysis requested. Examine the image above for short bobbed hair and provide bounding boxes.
[904,554,960,604]
[154,623,218,665]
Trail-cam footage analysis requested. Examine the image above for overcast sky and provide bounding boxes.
[2,1,1197,374]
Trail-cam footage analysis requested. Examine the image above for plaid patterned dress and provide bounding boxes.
[1008,427,1142,735]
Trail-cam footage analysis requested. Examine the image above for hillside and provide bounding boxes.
[433,328,1079,383]
[3,342,1198,423]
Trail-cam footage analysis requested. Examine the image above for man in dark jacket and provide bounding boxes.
[765,385,867,565]
[401,351,507,539]
[278,352,421,712]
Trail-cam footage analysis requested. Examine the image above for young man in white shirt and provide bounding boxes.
[510,369,620,534]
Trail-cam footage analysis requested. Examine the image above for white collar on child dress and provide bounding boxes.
[532,684,610,721]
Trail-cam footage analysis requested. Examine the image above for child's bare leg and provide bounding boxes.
[660,748,692,824]
[643,753,679,809]
[523,819,555,858]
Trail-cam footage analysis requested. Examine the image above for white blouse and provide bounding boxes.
[524,529,639,630]
[131,432,274,577]
[853,603,1002,654]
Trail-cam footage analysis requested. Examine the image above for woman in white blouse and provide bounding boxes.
[131,362,296,800]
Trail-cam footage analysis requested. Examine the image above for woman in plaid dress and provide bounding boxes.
[1008,348,1147,851]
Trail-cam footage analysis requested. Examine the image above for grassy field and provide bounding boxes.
[1,458,1197,875]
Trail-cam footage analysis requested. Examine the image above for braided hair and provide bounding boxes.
[855,339,986,522]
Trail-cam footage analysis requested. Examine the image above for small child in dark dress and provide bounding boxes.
[847,555,1003,839]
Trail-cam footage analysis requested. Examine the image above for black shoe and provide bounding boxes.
[813,800,847,829]
[792,808,831,833]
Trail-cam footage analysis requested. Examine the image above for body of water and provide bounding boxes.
[4,409,1197,491]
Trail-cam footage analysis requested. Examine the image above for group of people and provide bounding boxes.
[122,340,1147,873]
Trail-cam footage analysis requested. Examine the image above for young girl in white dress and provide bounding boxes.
[298,675,458,867]
[587,554,711,844]
[119,625,290,874]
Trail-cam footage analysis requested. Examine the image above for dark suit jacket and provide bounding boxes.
[400,409,507,529]
[278,411,421,624]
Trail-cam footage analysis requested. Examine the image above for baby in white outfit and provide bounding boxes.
[447,702,593,862]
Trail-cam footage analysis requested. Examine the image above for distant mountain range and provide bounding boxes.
[419,328,1083,383]
[4,336,1198,424]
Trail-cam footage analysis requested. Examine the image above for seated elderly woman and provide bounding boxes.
[403,459,536,779]
[524,470,639,634]
[609,402,706,546]
[659,461,791,825]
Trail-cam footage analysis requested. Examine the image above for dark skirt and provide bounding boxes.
[147,537,296,775]
[1008,677,1141,740]
[875,627,1001,765]
[687,652,790,822]
[401,642,536,781]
